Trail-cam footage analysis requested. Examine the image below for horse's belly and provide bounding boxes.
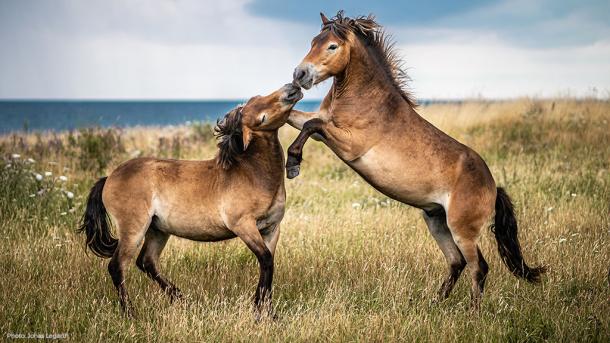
[152,200,235,241]
[154,215,236,241]
[348,147,449,209]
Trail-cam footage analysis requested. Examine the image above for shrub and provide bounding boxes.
[76,128,125,174]
[190,121,215,142]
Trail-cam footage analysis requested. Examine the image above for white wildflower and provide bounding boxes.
[130,150,141,158]
[11,153,20,159]
[44,171,52,177]
[35,173,43,181]
[570,193,577,197]
[65,191,74,199]
[29,194,36,198]
[5,164,11,169]
[59,175,68,182]
[60,212,67,216]
[558,238,567,243]
[352,202,361,209]
[27,158,36,163]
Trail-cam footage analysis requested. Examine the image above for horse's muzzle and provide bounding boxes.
[293,64,315,90]
[282,83,303,103]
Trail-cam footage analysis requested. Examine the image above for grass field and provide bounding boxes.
[1,99,608,342]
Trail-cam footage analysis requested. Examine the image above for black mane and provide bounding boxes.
[214,106,244,169]
[322,11,416,107]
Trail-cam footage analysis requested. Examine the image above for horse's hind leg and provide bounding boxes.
[446,206,491,310]
[136,223,182,301]
[423,208,466,300]
[108,215,150,318]
[451,234,488,310]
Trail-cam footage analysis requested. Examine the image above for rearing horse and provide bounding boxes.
[287,12,545,308]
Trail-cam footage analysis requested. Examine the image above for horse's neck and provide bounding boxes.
[329,41,417,122]
[243,132,285,176]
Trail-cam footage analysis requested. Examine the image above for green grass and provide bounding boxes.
[0,99,608,342]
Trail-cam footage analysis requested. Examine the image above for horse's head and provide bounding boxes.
[239,83,302,149]
[215,83,301,168]
[293,11,378,89]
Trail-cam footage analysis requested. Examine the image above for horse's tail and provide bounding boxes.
[491,187,546,282]
[78,177,117,258]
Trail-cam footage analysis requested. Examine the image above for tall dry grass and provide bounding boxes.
[0,99,608,342]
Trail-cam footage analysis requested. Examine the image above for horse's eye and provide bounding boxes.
[259,114,267,124]
[328,43,338,51]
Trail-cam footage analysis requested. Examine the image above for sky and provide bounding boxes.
[0,0,609,100]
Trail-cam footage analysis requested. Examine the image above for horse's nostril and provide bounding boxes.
[293,68,306,82]
[285,87,301,101]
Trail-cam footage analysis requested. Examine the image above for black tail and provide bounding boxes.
[491,187,546,282]
[78,177,117,258]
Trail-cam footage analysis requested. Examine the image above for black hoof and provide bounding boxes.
[254,310,278,323]
[286,164,300,179]
[169,288,184,303]
[122,305,137,320]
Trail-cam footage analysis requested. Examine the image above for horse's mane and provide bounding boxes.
[214,106,245,169]
[322,11,416,107]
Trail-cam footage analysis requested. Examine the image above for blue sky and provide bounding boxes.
[249,0,610,47]
[0,0,609,99]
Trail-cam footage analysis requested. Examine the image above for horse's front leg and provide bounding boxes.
[287,109,319,130]
[231,218,275,320]
[286,118,326,179]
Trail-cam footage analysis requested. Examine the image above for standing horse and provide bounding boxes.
[287,12,545,308]
[79,84,303,318]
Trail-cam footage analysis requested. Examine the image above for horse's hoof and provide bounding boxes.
[169,288,184,303]
[254,311,278,323]
[123,306,138,320]
[286,165,300,179]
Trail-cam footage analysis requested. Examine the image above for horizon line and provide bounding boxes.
[0,96,607,102]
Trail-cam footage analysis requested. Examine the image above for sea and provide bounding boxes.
[0,99,449,134]
[0,100,323,134]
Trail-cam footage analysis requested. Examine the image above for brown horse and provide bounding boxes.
[287,12,545,309]
[79,83,303,318]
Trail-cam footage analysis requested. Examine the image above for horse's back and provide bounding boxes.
[102,157,226,239]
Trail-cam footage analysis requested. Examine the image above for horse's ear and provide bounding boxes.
[242,125,253,150]
[320,12,330,25]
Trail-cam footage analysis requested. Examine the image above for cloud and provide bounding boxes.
[0,0,305,46]
[0,0,318,99]
[0,0,608,99]
[403,37,610,99]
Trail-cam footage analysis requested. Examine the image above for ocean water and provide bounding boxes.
[0,100,322,134]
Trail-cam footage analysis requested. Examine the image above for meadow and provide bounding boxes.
[0,99,608,342]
